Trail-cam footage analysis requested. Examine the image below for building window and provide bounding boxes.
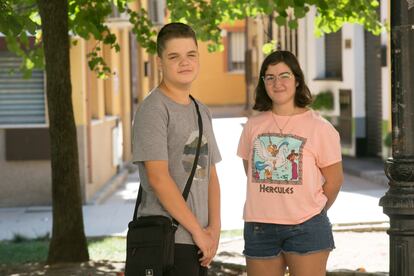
[228,31,245,72]
[148,0,165,26]
[109,2,128,19]
[324,30,342,79]
[338,89,352,146]
[0,51,46,126]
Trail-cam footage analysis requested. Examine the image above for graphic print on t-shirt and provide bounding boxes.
[182,131,208,181]
[252,133,306,184]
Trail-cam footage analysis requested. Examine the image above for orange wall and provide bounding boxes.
[70,38,87,126]
[192,21,246,106]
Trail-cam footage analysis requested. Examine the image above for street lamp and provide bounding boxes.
[379,1,414,275]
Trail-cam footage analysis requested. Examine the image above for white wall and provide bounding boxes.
[297,8,368,156]
[381,0,391,158]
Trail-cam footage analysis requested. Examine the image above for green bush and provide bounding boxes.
[384,132,392,148]
[311,91,334,111]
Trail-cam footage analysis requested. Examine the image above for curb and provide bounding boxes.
[332,221,389,232]
[210,261,388,276]
[342,162,388,188]
[359,171,389,187]
[327,270,388,276]
[344,168,389,188]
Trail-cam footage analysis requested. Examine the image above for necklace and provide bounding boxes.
[271,110,295,134]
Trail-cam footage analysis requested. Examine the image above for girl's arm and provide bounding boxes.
[321,162,344,210]
[242,159,248,176]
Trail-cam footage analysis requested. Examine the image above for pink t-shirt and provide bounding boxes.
[237,109,342,224]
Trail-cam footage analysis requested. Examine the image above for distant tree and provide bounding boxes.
[0,0,383,264]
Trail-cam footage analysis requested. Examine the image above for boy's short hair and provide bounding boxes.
[156,22,198,57]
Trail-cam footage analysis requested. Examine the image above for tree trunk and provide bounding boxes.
[37,0,89,263]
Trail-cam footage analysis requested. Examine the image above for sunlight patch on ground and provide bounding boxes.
[113,182,139,201]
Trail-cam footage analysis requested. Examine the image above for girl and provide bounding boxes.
[237,51,343,276]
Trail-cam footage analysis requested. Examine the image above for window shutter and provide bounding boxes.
[0,52,46,125]
[148,0,165,26]
[325,30,342,79]
[229,32,245,71]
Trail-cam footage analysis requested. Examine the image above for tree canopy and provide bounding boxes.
[1,0,384,77]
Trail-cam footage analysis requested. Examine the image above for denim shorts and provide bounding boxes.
[243,209,335,258]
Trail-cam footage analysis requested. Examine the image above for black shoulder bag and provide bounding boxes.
[125,95,203,276]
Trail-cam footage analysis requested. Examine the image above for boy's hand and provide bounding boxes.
[199,226,220,267]
[192,228,215,266]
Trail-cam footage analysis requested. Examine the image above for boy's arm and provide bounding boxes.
[145,160,215,264]
[207,165,221,233]
[199,165,221,266]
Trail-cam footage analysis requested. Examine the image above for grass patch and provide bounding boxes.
[88,236,126,261]
[1,230,242,265]
[0,234,127,265]
[220,229,243,239]
[0,239,49,264]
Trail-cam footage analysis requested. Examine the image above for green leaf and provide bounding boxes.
[103,33,116,45]
[288,19,298,29]
[25,57,35,70]
[294,0,306,6]
[262,40,277,55]
[275,15,287,26]
[370,1,379,8]
[294,6,306,18]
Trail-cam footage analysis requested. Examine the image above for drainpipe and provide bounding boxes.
[268,13,273,42]
[379,1,414,275]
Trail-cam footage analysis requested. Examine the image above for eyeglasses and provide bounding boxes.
[262,72,293,85]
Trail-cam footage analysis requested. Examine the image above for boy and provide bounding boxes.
[132,22,221,275]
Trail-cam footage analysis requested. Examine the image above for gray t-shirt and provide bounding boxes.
[132,88,221,244]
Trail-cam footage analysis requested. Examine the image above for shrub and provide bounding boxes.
[311,90,334,111]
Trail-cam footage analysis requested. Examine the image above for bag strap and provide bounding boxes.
[181,95,203,202]
[132,95,203,230]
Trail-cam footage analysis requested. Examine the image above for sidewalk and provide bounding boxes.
[342,155,389,187]
[0,117,391,275]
